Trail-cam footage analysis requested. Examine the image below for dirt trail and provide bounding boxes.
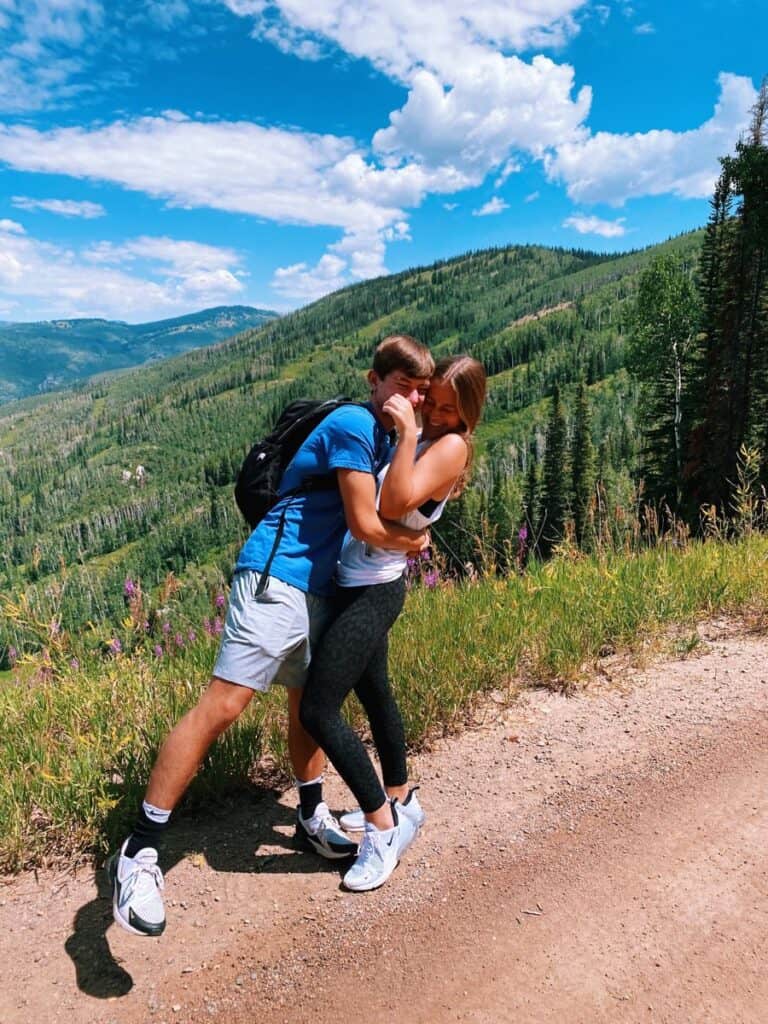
[2,627,767,1024]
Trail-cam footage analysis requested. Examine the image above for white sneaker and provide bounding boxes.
[107,840,166,937]
[343,821,400,892]
[296,801,358,860]
[392,796,420,858]
[340,789,426,834]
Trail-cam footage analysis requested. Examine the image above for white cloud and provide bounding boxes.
[0,221,244,320]
[0,0,104,113]
[12,196,106,218]
[473,197,508,217]
[225,1,593,195]
[225,2,588,84]
[0,218,25,234]
[373,58,590,185]
[548,73,757,206]
[634,22,655,34]
[0,115,406,233]
[563,213,626,237]
[524,190,540,202]
[495,158,521,188]
[443,202,458,211]
[271,253,347,302]
[0,113,436,302]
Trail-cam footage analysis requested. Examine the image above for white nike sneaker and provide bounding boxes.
[340,789,426,834]
[107,840,166,937]
[343,820,400,892]
[296,801,358,859]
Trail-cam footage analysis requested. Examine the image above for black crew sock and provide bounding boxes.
[298,780,323,820]
[124,806,170,858]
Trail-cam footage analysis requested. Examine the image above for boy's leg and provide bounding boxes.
[286,687,325,787]
[111,569,310,936]
[145,678,255,809]
[109,677,255,938]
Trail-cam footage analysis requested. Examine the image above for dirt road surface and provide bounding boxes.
[2,625,767,1024]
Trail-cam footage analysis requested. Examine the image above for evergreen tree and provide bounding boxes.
[685,80,768,514]
[570,381,595,547]
[627,254,699,511]
[523,452,539,532]
[539,386,569,557]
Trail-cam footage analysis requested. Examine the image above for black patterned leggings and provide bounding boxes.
[299,575,408,813]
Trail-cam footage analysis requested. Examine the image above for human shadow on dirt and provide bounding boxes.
[64,785,354,1000]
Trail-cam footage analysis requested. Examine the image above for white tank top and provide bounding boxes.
[336,439,452,587]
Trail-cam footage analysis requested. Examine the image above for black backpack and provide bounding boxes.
[234,397,356,592]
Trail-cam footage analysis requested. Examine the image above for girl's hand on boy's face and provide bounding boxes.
[383,393,418,434]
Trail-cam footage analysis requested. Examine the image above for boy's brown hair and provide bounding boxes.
[372,334,434,380]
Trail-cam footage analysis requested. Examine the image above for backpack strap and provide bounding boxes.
[253,401,380,596]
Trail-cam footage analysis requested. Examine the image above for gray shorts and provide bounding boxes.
[212,570,333,692]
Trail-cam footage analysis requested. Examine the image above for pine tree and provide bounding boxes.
[627,254,699,512]
[685,80,768,514]
[570,381,595,547]
[539,386,569,557]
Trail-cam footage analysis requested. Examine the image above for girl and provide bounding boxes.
[299,355,487,890]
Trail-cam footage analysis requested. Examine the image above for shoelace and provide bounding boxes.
[130,856,165,893]
[355,830,386,873]
[315,808,342,837]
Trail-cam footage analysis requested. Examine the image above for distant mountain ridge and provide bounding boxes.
[0,305,278,403]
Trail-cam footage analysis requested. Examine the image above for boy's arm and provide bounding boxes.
[337,469,428,551]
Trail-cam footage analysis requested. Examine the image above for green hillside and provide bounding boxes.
[0,231,703,661]
[0,305,278,403]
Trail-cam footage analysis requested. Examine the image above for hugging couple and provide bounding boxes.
[109,334,487,936]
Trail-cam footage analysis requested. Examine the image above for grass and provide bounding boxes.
[1,534,767,872]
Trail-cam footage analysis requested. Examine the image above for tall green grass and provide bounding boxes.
[2,535,767,872]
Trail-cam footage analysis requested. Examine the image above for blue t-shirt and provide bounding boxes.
[236,403,390,596]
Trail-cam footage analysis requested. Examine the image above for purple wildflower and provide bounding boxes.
[423,570,439,589]
[213,618,224,635]
[214,592,226,610]
[70,657,80,671]
[109,637,122,654]
[174,632,184,648]
[188,630,197,643]
[123,577,137,598]
[420,548,431,561]
[518,525,529,542]
[143,620,150,632]
[154,644,164,659]
[162,621,171,635]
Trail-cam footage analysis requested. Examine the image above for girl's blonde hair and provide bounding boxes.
[432,354,487,495]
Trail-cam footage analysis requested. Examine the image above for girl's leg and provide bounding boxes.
[353,632,409,802]
[299,578,405,822]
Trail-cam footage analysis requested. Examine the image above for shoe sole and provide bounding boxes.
[343,857,400,892]
[294,824,358,860]
[106,854,167,937]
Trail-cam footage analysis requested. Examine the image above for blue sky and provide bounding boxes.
[0,1,764,322]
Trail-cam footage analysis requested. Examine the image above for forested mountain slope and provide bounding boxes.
[0,305,277,403]
[0,231,703,658]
